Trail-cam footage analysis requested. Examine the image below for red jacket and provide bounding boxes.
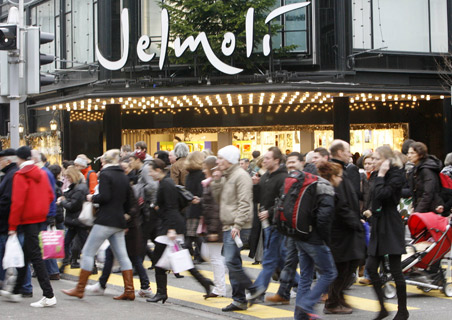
[9,163,54,231]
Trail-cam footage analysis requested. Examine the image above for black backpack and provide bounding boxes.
[274,170,318,240]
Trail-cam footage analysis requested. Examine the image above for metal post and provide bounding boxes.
[8,0,24,149]
[8,49,20,148]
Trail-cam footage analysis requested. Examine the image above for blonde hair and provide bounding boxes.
[102,149,121,164]
[65,166,82,184]
[185,151,205,171]
[375,146,403,168]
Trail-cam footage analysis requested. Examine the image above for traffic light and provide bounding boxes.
[0,25,17,50]
[26,26,55,94]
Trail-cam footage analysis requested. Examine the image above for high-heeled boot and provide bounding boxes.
[146,274,168,303]
[113,270,135,301]
[188,268,214,295]
[62,269,91,299]
[393,283,409,320]
[371,279,389,320]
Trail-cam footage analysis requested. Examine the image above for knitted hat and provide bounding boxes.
[16,146,32,160]
[74,157,88,168]
[0,148,16,157]
[76,154,92,164]
[217,145,240,165]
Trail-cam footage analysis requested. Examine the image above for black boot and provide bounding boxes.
[371,280,389,320]
[189,268,214,295]
[59,260,69,274]
[393,283,409,320]
[147,274,168,303]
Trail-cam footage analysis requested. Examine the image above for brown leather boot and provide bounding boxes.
[113,270,135,301]
[62,269,91,299]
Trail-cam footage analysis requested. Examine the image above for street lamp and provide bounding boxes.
[49,118,58,132]
[18,122,24,134]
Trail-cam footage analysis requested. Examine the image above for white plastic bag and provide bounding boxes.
[169,248,194,273]
[2,234,24,269]
[78,202,94,226]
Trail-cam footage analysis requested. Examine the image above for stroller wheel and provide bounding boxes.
[417,286,432,293]
[443,283,452,297]
[383,283,397,299]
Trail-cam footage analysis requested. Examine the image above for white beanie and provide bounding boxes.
[218,145,240,165]
[74,157,88,168]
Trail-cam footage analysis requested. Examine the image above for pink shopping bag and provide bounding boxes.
[39,229,65,259]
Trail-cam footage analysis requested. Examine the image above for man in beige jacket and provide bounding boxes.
[212,145,254,312]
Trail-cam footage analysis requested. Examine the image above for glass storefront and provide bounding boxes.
[123,123,408,159]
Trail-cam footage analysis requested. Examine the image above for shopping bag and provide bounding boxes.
[196,216,207,235]
[78,201,94,227]
[155,245,173,270]
[39,229,65,259]
[169,245,194,273]
[2,234,24,269]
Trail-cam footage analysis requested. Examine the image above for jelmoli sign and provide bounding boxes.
[96,2,310,75]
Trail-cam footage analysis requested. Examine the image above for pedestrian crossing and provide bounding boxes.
[59,248,452,319]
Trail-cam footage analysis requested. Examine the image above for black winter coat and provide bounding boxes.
[185,169,205,219]
[253,165,288,221]
[411,155,443,213]
[156,176,186,235]
[329,163,366,263]
[368,167,406,256]
[92,165,131,229]
[0,163,18,234]
[201,180,222,242]
[55,180,64,224]
[61,181,89,228]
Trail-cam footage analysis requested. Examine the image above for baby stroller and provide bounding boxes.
[382,212,452,298]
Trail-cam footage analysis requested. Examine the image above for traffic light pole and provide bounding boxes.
[9,0,23,148]
[8,49,20,148]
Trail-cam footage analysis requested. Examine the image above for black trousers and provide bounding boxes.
[326,259,359,308]
[367,254,407,311]
[13,223,54,298]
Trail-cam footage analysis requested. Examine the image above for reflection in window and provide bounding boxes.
[141,0,163,57]
[271,0,308,53]
[352,0,448,53]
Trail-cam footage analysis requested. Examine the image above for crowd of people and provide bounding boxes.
[1,138,451,320]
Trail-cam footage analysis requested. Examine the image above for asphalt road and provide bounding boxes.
[2,250,452,320]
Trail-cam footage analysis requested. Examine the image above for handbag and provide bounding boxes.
[39,227,65,259]
[78,201,95,227]
[2,234,24,269]
[175,185,194,210]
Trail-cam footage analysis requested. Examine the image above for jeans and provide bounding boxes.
[222,228,252,308]
[277,236,300,300]
[99,246,150,290]
[81,224,132,271]
[13,223,54,298]
[250,226,286,293]
[0,233,33,293]
[206,242,226,296]
[294,241,337,318]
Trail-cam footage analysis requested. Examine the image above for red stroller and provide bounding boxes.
[382,212,452,298]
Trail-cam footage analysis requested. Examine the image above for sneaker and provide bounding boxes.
[85,282,105,295]
[290,288,298,299]
[1,290,23,302]
[222,303,247,312]
[138,288,153,298]
[30,296,57,308]
[246,287,266,301]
